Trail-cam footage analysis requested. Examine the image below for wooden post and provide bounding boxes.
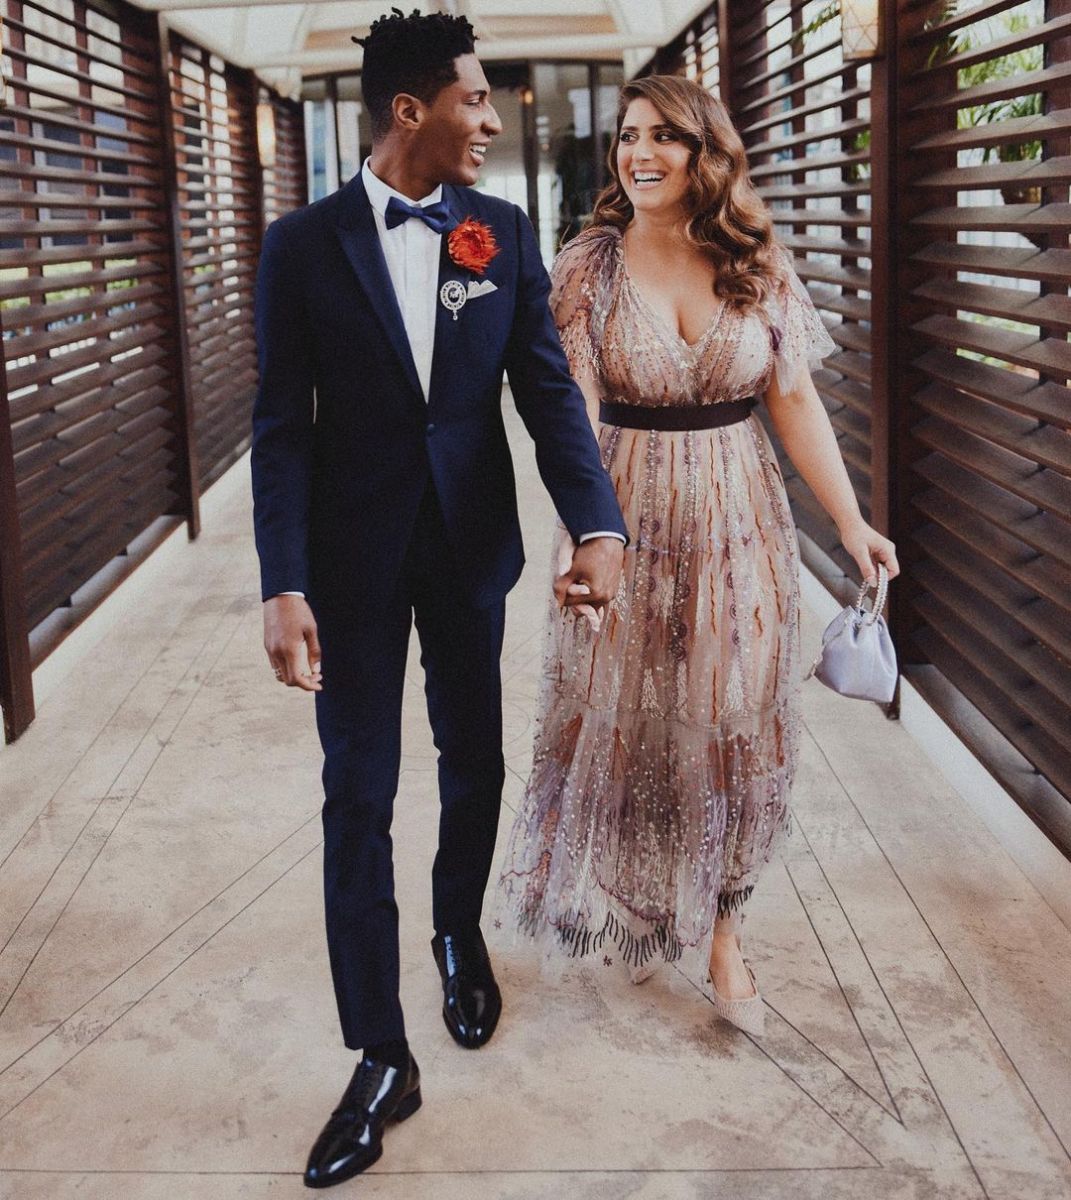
[154,13,201,538]
[0,309,34,743]
[249,74,268,239]
[867,0,898,713]
[716,0,733,113]
[868,2,897,545]
[1,0,34,739]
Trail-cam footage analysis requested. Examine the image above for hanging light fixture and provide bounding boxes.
[256,101,277,168]
[842,0,883,60]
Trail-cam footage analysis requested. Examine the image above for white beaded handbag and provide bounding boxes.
[806,564,897,703]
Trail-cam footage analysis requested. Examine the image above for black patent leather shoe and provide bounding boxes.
[303,1053,421,1189]
[431,929,502,1049]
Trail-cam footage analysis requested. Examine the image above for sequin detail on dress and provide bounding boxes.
[499,226,836,967]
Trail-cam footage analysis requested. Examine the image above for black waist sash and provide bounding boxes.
[598,397,756,431]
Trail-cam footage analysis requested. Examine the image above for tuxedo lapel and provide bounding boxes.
[333,173,423,399]
[428,186,469,412]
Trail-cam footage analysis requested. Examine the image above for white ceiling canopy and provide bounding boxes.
[123,0,713,98]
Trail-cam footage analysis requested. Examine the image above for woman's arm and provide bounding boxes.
[764,364,899,584]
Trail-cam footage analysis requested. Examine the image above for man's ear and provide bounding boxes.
[391,92,424,132]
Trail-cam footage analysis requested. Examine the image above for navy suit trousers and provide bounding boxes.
[313,484,506,1049]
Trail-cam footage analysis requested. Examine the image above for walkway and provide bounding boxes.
[1,405,1069,1200]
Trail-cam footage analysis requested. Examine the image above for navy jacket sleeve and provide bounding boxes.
[250,218,316,601]
[502,207,629,546]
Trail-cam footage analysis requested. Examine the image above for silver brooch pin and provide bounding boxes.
[440,279,467,321]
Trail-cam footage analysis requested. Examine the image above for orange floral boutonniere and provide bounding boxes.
[448,217,499,276]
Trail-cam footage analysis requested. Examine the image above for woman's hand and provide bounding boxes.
[839,518,899,586]
[556,528,603,633]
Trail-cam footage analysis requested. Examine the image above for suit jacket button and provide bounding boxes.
[426,422,436,433]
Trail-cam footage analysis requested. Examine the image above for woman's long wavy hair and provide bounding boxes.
[593,75,780,313]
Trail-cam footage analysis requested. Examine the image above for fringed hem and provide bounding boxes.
[553,909,684,968]
[504,883,755,970]
[717,885,754,919]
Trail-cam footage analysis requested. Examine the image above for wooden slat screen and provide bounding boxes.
[635,0,1070,844]
[261,88,307,228]
[0,0,183,633]
[898,0,1071,812]
[168,35,260,491]
[646,4,721,91]
[725,2,875,600]
[0,0,307,740]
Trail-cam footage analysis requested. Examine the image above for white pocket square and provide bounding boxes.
[466,278,498,299]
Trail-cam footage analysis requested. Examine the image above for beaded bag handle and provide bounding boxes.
[853,562,889,626]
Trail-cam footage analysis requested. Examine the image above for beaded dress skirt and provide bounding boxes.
[499,225,836,966]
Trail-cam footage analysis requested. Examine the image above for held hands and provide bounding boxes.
[839,518,899,587]
[554,535,624,634]
[263,594,323,692]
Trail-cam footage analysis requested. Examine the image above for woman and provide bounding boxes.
[499,76,898,1035]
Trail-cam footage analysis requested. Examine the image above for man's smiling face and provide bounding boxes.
[410,53,503,187]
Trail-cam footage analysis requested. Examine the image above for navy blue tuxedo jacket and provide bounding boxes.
[251,173,627,612]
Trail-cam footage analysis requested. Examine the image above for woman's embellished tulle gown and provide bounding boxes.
[499,226,835,966]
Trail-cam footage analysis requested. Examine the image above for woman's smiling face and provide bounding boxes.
[616,96,693,217]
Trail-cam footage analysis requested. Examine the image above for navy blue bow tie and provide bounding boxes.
[384,195,454,234]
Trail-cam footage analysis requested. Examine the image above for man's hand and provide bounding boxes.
[553,537,624,623]
[264,595,322,692]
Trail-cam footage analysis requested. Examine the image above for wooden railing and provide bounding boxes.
[0,0,307,741]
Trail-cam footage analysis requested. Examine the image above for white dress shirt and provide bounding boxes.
[361,158,441,401]
[276,161,621,598]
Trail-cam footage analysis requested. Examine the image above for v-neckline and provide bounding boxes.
[617,236,724,353]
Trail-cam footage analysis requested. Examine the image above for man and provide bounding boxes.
[251,7,627,1188]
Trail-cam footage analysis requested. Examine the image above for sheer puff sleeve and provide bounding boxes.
[548,225,620,385]
[765,245,837,394]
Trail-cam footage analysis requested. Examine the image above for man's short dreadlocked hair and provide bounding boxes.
[354,7,478,139]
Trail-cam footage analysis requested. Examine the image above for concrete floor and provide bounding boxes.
[1,406,1070,1200]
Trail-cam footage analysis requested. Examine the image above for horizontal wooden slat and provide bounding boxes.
[779,234,871,259]
[0,128,159,170]
[911,594,1071,754]
[3,43,157,105]
[911,627,1071,803]
[743,87,871,137]
[912,313,1071,376]
[912,455,1071,571]
[738,60,853,117]
[913,492,1071,613]
[907,0,1026,46]
[914,384,1071,476]
[10,1,156,65]
[914,573,1071,720]
[744,117,869,160]
[912,278,1071,334]
[0,240,165,271]
[912,10,1071,78]
[910,202,1071,234]
[2,76,161,133]
[6,300,166,361]
[915,416,1071,523]
[909,61,1071,115]
[914,109,1071,153]
[911,241,1071,284]
[916,527,1071,664]
[3,280,166,333]
[6,325,171,394]
[749,150,869,180]
[0,102,159,150]
[915,156,1071,191]
[9,342,171,427]
[914,348,1071,431]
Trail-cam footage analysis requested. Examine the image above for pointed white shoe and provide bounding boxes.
[708,959,765,1036]
[628,960,660,985]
